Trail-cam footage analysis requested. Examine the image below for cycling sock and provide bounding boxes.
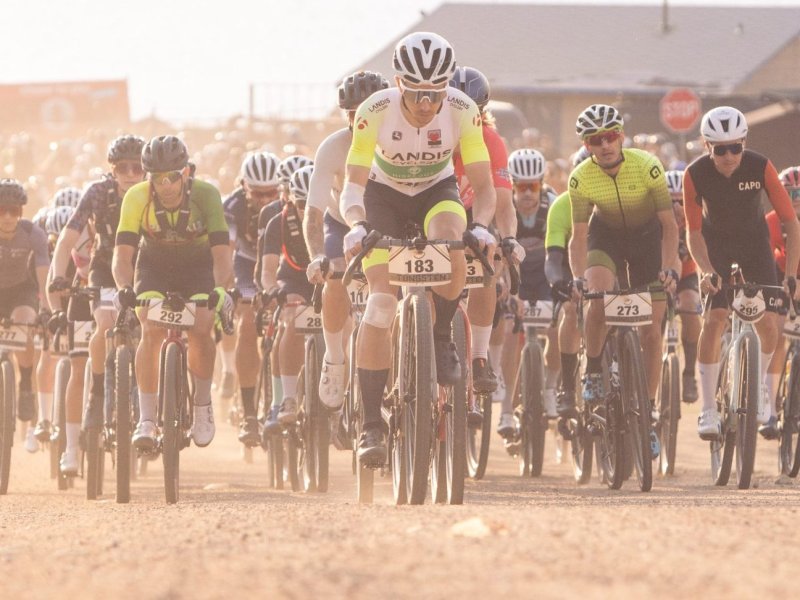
[19,366,32,389]
[323,328,345,364]
[358,368,389,428]
[471,325,492,360]
[432,293,458,340]
[139,392,158,423]
[37,392,52,422]
[281,375,298,399]
[560,353,578,392]
[271,376,283,409]
[766,372,780,416]
[240,387,256,418]
[66,422,80,453]
[194,378,212,406]
[91,372,105,397]
[682,340,697,376]
[586,354,603,374]
[489,343,503,374]
[221,349,235,374]
[698,362,721,412]
[760,351,773,383]
[545,366,559,389]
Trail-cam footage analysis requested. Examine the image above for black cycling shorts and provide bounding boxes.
[0,281,38,317]
[134,248,214,299]
[587,216,662,288]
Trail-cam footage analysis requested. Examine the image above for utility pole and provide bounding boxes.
[661,0,671,33]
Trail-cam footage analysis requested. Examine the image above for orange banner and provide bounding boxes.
[0,79,130,135]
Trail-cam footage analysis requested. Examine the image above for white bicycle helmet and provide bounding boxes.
[277,155,314,185]
[700,106,748,142]
[571,146,592,168]
[289,165,314,203]
[45,206,75,236]
[575,104,624,139]
[393,31,456,86]
[665,170,684,196]
[508,149,546,182]
[241,152,281,187]
[53,186,82,208]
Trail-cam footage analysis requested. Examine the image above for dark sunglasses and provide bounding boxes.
[150,170,183,185]
[711,142,743,157]
[0,205,22,217]
[514,182,540,193]
[585,130,622,146]
[249,188,280,200]
[400,83,448,104]
[113,162,144,176]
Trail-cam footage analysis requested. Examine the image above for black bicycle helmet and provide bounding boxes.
[141,135,189,172]
[449,66,490,110]
[338,71,389,110]
[0,179,27,206]
[107,135,146,164]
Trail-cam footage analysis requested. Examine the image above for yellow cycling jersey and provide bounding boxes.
[568,148,671,230]
[346,87,489,194]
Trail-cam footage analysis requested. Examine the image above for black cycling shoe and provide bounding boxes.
[467,409,484,428]
[682,373,698,403]
[471,357,497,393]
[759,416,779,440]
[81,394,104,432]
[17,388,35,422]
[238,417,261,447]
[556,389,578,418]
[434,338,461,386]
[357,426,386,468]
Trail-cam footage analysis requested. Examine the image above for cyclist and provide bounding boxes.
[223,151,282,445]
[664,169,700,403]
[113,135,233,449]
[261,165,315,430]
[53,187,83,209]
[684,107,800,439]
[449,66,518,405]
[568,104,679,457]
[496,148,558,437]
[0,180,49,448]
[341,32,506,462]
[305,70,389,410]
[49,135,146,439]
[760,166,800,438]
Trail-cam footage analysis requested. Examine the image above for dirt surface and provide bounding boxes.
[1,398,797,600]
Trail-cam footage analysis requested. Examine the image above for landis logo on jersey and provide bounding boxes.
[383,149,451,162]
[369,98,390,113]
[356,117,368,130]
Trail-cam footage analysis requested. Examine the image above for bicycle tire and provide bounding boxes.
[161,343,182,504]
[352,347,376,504]
[595,344,625,489]
[303,334,329,493]
[446,309,467,504]
[115,346,133,504]
[389,317,408,505]
[85,360,101,500]
[567,358,593,484]
[620,329,653,492]
[790,352,800,477]
[430,386,448,504]
[287,430,301,492]
[658,353,681,476]
[55,358,70,491]
[270,434,284,490]
[0,360,14,495]
[778,349,800,476]
[466,391,492,479]
[735,333,760,490]
[711,353,735,486]
[520,343,546,477]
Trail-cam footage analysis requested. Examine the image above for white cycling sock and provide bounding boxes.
[38,392,52,422]
[272,376,283,409]
[66,423,80,453]
[470,325,492,360]
[323,328,345,364]
[760,351,773,383]
[766,372,780,416]
[545,366,559,389]
[194,378,212,406]
[489,343,503,375]
[698,361,721,412]
[139,392,158,423]
[221,349,235,374]
[282,375,298,399]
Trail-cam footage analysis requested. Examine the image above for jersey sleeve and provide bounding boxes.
[262,213,282,257]
[30,222,50,268]
[764,160,795,223]
[346,102,379,169]
[200,183,229,247]
[67,182,99,233]
[116,184,147,247]
[483,127,511,189]
[644,154,672,212]
[683,169,703,232]
[545,192,572,249]
[458,107,490,166]
[223,197,238,244]
[568,168,592,224]
[308,134,339,213]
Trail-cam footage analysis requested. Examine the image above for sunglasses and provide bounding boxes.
[150,170,183,185]
[711,142,743,157]
[585,130,622,146]
[514,182,541,193]
[249,187,280,200]
[0,205,22,217]
[400,82,448,104]
[113,162,144,176]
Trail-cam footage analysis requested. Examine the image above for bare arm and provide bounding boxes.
[783,218,800,283]
[493,187,516,239]
[657,208,680,273]
[36,265,50,309]
[112,245,136,289]
[464,161,496,228]
[568,222,588,279]
[303,206,326,258]
[51,228,80,280]
[211,244,233,289]
[260,254,280,292]
[687,229,717,277]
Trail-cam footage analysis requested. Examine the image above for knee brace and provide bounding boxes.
[363,292,398,329]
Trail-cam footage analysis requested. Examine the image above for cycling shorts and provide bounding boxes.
[324,211,349,260]
[278,272,313,304]
[588,216,662,291]
[134,248,214,300]
[677,272,699,295]
[519,261,552,303]
[234,254,257,300]
[0,281,38,317]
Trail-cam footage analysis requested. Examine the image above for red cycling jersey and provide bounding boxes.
[453,124,511,210]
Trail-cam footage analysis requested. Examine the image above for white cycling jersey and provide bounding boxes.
[307,127,349,224]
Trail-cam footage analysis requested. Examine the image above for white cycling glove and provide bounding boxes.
[470,225,497,248]
[504,237,527,264]
[343,224,368,255]
[306,255,328,284]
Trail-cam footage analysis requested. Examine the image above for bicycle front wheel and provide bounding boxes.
[0,360,14,495]
[658,353,681,476]
[84,360,103,500]
[734,333,760,490]
[779,348,800,477]
[302,334,329,493]
[115,346,133,503]
[161,343,183,504]
[518,343,546,477]
[54,358,71,491]
[621,329,653,492]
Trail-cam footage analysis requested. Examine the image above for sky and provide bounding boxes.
[2,0,799,123]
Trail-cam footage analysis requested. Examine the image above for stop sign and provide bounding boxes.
[660,88,701,133]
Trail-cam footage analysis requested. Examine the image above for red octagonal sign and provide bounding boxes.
[660,88,701,133]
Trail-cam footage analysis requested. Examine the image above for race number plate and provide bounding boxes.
[464,255,485,289]
[523,300,553,327]
[347,280,369,309]
[387,243,451,286]
[99,287,116,311]
[666,321,679,346]
[731,290,766,323]
[603,292,653,326]
[0,324,29,351]
[784,318,800,340]
[147,300,196,329]
[72,321,93,349]
[294,305,322,333]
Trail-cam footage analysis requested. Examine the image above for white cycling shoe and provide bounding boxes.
[24,427,39,453]
[497,412,515,438]
[757,384,771,425]
[59,448,79,476]
[133,420,158,450]
[318,360,345,409]
[697,409,722,440]
[543,388,558,418]
[492,374,506,403]
[191,404,216,447]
